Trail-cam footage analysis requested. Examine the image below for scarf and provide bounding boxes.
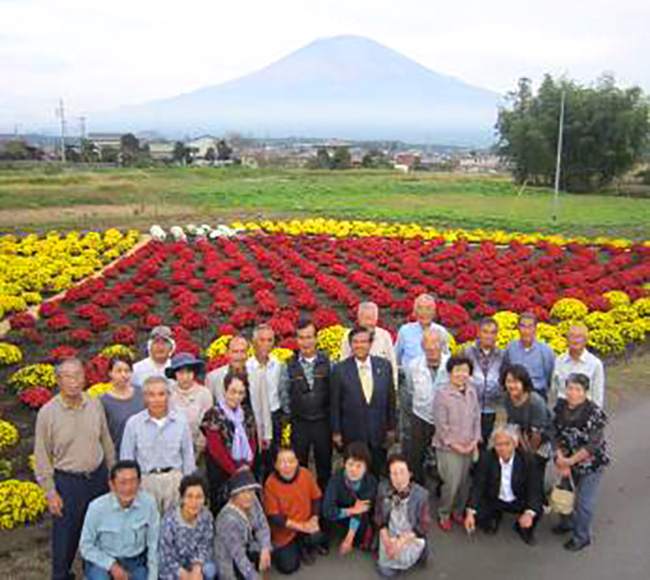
[390,483,413,508]
[218,398,253,463]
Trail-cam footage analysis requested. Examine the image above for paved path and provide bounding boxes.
[293,390,650,580]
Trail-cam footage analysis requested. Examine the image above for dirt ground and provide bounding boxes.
[1,352,648,580]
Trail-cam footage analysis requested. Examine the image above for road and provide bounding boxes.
[293,389,650,580]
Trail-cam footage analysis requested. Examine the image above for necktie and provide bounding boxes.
[359,363,373,404]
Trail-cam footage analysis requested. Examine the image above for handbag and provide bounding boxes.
[550,474,575,515]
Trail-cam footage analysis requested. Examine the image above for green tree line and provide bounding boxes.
[497,74,650,192]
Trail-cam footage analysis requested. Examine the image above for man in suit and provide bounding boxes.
[331,325,396,477]
[464,426,542,545]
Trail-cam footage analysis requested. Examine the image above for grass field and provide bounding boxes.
[0,167,649,237]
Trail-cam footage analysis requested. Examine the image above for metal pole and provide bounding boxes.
[56,99,66,163]
[552,90,566,221]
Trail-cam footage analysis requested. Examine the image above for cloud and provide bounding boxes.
[0,0,648,130]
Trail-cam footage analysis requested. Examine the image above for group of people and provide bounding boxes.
[33,293,610,580]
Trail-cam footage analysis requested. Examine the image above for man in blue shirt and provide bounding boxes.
[503,313,556,399]
[395,293,450,449]
[395,294,450,368]
[80,460,160,580]
[121,376,196,513]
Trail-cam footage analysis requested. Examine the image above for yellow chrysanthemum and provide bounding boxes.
[0,420,19,452]
[603,290,631,308]
[206,335,234,359]
[550,298,589,321]
[632,297,650,318]
[8,363,57,392]
[0,342,22,366]
[588,327,626,355]
[0,480,48,530]
[100,344,136,360]
[270,348,294,363]
[87,382,114,398]
[316,325,348,362]
[493,311,520,331]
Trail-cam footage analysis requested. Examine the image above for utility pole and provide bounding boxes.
[79,116,86,140]
[552,90,566,222]
[55,99,67,163]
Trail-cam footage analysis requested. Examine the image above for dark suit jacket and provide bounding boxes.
[468,448,543,515]
[331,355,396,448]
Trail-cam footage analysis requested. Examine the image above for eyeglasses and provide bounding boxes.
[59,374,83,381]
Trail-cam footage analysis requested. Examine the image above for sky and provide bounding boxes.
[1,0,648,133]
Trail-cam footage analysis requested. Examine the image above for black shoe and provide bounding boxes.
[564,538,591,552]
[513,523,537,546]
[481,518,500,535]
[552,523,573,535]
[316,544,330,556]
[301,549,317,566]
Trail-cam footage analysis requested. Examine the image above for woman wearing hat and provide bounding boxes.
[201,372,258,515]
[552,373,609,552]
[214,467,272,580]
[167,352,213,456]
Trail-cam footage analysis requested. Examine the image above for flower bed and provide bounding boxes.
[1,222,648,378]
[0,229,141,320]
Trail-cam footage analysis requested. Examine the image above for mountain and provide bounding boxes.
[95,35,501,145]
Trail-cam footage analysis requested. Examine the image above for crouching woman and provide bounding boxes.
[264,447,329,574]
[323,441,378,555]
[214,468,272,580]
[375,454,431,577]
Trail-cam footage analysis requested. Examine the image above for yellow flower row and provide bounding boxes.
[0,229,140,320]
[8,363,57,392]
[231,218,649,248]
[0,480,48,530]
[0,342,22,366]
[0,420,19,452]
[100,344,136,360]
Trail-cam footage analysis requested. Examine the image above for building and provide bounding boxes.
[88,133,122,151]
[186,135,220,159]
[148,140,175,161]
[393,152,421,169]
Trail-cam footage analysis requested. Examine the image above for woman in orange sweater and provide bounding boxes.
[264,447,329,574]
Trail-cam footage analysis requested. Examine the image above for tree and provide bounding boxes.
[100,146,119,164]
[80,138,99,162]
[216,139,232,161]
[65,145,81,163]
[330,146,352,170]
[205,147,217,162]
[497,74,650,191]
[120,133,140,166]
[306,147,332,169]
[173,141,191,165]
[0,140,29,160]
[361,148,392,169]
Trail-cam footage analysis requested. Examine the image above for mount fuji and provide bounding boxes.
[95,35,501,145]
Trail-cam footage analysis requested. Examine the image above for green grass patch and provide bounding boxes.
[0,167,647,238]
